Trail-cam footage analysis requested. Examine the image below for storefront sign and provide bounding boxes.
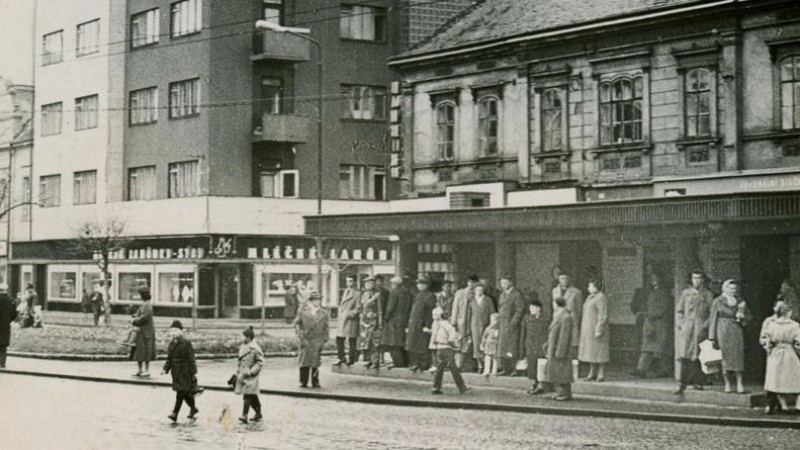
[99,246,206,261]
[246,245,389,261]
[209,236,236,258]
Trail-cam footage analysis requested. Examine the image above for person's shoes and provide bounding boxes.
[528,386,544,395]
[596,376,605,383]
[409,366,419,373]
[481,371,490,377]
[428,366,437,373]
[737,385,746,394]
[387,364,396,369]
[333,360,345,366]
[584,375,596,382]
[188,408,199,419]
[139,372,151,378]
[238,416,248,424]
[299,384,308,388]
[628,370,643,378]
[311,384,321,389]
[495,371,507,377]
[345,361,354,367]
[672,385,686,395]
[193,387,205,398]
[692,384,704,391]
[431,389,443,395]
[553,395,572,401]
[509,372,519,377]
[132,372,142,378]
[252,413,263,421]
[365,362,373,368]
[168,413,178,423]
[459,387,472,394]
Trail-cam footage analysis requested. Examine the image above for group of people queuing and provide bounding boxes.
[0,283,42,369]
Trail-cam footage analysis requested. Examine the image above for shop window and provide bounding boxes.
[260,169,298,198]
[171,0,202,38]
[781,56,800,130]
[42,30,63,65]
[81,271,103,299]
[259,272,327,307]
[684,68,712,137]
[76,19,100,57]
[168,160,199,198]
[340,5,386,42]
[477,96,499,156]
[600,77,644,145]
[158,272,195,304]
[436,101,456,161]
[49,271,77,300]
[118,272,152,301]
[131,8,160,48]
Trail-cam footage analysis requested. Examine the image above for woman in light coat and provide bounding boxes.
[235,326,265,423]
[709,279,751,394]
[578,279,610,381]
[762,301,800,414]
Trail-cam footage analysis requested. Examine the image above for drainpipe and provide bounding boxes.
[733,0,744,170]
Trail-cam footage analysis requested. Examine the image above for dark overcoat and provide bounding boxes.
[521,314,549,362]
[162,336,197,392]
[283,292,298,321]
[0,293,17,346]
[295,305,329,368]
[405,291,436,354]
[497,288,526,359]
[383,285,411,347]
[132,301,156,362]
[546,309,574,384]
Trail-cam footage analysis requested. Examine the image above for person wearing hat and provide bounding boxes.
[383,276,412,368]
[436,280,455,321]
[294,291,329,388]
[452,274,479,369]
[161,320,199,422]
[0,283,17,369]
[334,275,360,367]
[496,276,526,376]
[234,326,265,423]
[578,271,610,382]
[357,277,383,369]
[552,270,583,360]
[131,287,156,377]
[405,277,436,372]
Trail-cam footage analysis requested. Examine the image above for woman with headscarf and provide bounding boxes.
[762,301,800,414]
[578,270,609,382]
[235,326,265,423]
[131,287,156,378]
[709,279,751,394]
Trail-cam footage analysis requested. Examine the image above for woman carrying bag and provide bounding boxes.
[234,326,265,424]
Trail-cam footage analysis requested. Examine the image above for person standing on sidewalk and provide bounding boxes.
[429,307,470,395]
[674,269,713,394]
[762,301,800,414]
[357,277,383,369]
[406,277,436,372]
[546,296,574,401]
[452,274,478,370]
[161,320,198,422]
[334,275,360,366]
[294,291,329,388]
[521,299,548,395]
[0,283,17,369]
[384,277,411,368]
[283,284,298,324]
[578,274,610,382]
[25,284,43,328]
[497,277,526,376]
[131,287,156,378]
[235,326,265,423]
[631,271,672,378]
[709,279,751,394]
[552,272,583,360]
[89,283,105,327]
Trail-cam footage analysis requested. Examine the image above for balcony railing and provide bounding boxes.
[251,30,310,63]
[253,113,310,143]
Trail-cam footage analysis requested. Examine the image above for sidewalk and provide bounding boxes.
[2,356,798,429]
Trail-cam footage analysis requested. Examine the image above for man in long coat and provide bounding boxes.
[0,284,17,369]
[546,296,574,401]
[632,272,672,377]
[357,277,383,368]
[497,277,526,376]
[674,269,713,394]
[294,291,329,388]
[451,274,479,368]
[384,277,412,368]
[552,272,583,359]
[334,275,360,366]
[405,278,436,371]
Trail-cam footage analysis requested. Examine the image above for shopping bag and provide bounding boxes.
[121,327,139,347]
[537,358,548,382]
[699,339,722,374]
[515,359,529,372]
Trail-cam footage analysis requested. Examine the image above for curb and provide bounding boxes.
[2,369,798,430]
[7,350,337,361]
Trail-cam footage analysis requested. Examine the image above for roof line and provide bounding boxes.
[390,0,737,67]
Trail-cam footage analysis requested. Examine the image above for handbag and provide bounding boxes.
[121,327,139,347]
[698,339,723,374]
[226,373,237,390]
[515,359,529,372]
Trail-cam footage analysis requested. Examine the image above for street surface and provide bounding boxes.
[1,375,798,449]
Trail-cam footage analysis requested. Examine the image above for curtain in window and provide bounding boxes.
[40,175,61,207]
[436,103,455,160]
[76,95,98,130]
[170,79,199,117]
[74,171,97,204]
[129,166,156,200]
[169,161,199,198]
[131,88,158,124]
[477,97,499,156]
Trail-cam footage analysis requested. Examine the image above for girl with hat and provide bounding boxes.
[294,291,329,388]
[234,326,265,423]
[161,320,199,422]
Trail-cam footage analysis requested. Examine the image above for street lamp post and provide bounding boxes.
[255,21,326,300]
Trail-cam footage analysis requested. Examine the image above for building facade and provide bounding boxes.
[308,0,800,379]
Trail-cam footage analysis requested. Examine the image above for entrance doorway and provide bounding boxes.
[220,266,240,318]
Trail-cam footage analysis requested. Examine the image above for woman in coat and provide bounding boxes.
[131,288,156,377]
[294,291,329,388]
[357,278,383,368]
[762,301,800,414]
[709,279,751,394]
[469,284,496,373]
[161,320,198,422]
[405,278,436,372]
[235,326,265,423]
[546,296,574,401]
[578,279,610,381]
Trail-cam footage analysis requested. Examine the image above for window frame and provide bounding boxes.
[339,4,387,42]
[168,160,200,199]
[76,19,100,57]
[780,55,800,131]
[260,77,284,115]
[170,0,203,38]
[75,94,99,131]
[131,8,161,49]
[39,174,61,208]
[599,76,645,146]
[169,78,201,119]
[263,0,283,25]
[41,102,63,136]
[342,84,388,121]
[128,165,158,201]
[73,170,97,205]
[538,87,568,153]
[259,169,299,198]
[129,87,159,125]
[42,30,63,66]
[435,101,457,162]
[338,165,386,200]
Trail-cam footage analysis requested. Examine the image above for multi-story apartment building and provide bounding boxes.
[12,0,474,318]
[307,0,800,379]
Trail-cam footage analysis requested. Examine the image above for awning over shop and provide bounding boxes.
[305,192,800,238]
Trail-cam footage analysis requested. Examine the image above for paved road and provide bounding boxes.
[1,375,798,450]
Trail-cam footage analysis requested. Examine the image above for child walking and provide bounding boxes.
[480,313,500,376]
[161,320,199,422]
[235,326,265,423]
[429,307,470,395]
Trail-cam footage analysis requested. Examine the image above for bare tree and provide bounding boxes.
[0,174,40,222]
[72,219,126,326]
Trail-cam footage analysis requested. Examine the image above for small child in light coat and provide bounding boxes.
[480,313,500,376]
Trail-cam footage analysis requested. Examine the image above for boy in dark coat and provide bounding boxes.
[161,320,199,422]
[521,299,549,394]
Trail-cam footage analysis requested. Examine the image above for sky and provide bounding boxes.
[0,0,35,84]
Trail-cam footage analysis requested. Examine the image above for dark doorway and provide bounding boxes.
[219,266,240,318]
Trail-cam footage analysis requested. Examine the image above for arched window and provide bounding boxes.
[477,96,499,156]
[685,68,711,137]
[541,88,563,152]
[781,56,800,130]
[600,77,643,145]
[436,102,456,161]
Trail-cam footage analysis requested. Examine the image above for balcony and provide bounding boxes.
[253,113,310,143]
[251,30,310,63]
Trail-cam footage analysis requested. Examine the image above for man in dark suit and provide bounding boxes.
[0,283,18,369]
[384,277,412,368]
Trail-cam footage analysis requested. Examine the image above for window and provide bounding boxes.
[41,102,62,136]
[263,0,282,24]
[20,175,31,221]
[131,8,160,48]
[128,166,157,201]
[260,77,283,114]
[477,96,499,156]
[259,170,298,198]
[600,77,643,145]
[781,56,800,130]
[75,95,99,130]
[171,0,202,37]
[169,78,200,118]
[49,270,77,300]
[118,272,152,301]
[39,174,61,208]
[340,5,386,42]
[158,272,195,304]
[342,85,387,120]
[42,30,63,65]
[338,165,386,200]
[130,87,158,125]
[73,170,97,205]
[168,160,200,198]
[76,19,100,56]
[541,88,564,152]
[436,102,456,161]
[684,68,712,137]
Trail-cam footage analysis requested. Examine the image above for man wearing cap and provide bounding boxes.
[161,320,199,422]
[384,276,412,368]
[552,271,583,360]
[294,291,329,388]
[0,283,17,369]
[452,274,479,369]
[357,277,383,369]
[497,276,526,376]
[405,277,437,372]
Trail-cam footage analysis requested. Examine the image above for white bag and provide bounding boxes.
[537,358,580,382]
[698,339,722,374]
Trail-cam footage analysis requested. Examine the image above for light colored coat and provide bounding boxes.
[336,288,360,338]
[709,295,751,372]
[451,286,474,352]
[675,287,713,361]
[235,340,264,395]
[578,292,610,364]
[295,305,330,368]
[763,317,800,393]
[552,285,583,347]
